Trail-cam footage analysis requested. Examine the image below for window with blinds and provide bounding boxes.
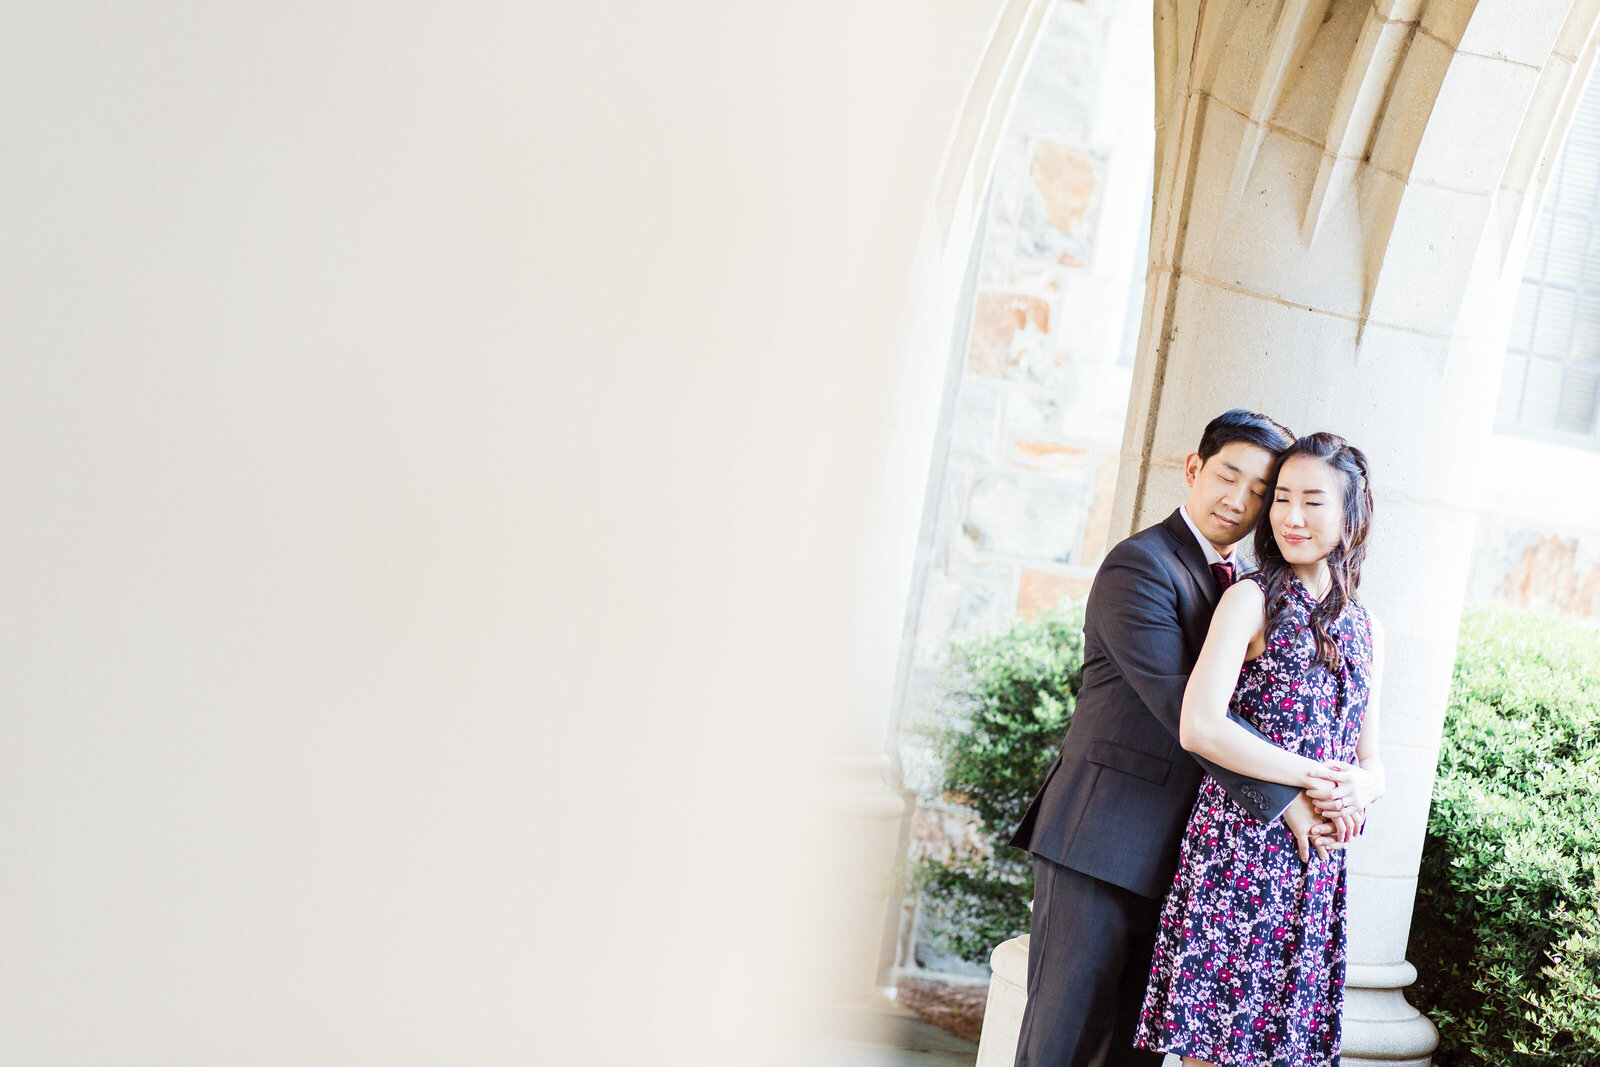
[1497,73,1600,444]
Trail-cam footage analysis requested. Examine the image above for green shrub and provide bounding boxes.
[910,597,1600,1059]
[1412,603,1600,1066]
[914,600,1085,965]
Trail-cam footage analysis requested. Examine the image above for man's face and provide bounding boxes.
[1183,440,1276,554]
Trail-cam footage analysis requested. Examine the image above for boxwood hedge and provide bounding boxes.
[1411,603,1600,1066]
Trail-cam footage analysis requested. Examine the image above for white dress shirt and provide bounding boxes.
[1178,503,1235,569]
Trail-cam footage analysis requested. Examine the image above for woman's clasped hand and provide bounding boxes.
[1306,758,1384,842]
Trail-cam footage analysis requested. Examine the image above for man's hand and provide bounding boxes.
[1282,791,1338,863]
[1306,760,1383,833]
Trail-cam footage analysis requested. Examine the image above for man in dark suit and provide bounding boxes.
[1009,409,1331,1067]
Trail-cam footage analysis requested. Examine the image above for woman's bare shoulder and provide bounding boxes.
[1220,577,1266,608]
[1209,576,1267,637]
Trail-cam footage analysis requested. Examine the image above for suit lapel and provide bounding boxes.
[1161,508,1220,610]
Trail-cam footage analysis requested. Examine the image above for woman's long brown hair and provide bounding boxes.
[1250,433,1374,672]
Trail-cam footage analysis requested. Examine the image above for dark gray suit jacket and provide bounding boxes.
[1010,508,1299,899]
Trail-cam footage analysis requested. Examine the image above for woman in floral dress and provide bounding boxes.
[1132,433,1388,1067]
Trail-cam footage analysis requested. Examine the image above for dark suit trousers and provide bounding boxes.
[1013,856,1166,1067]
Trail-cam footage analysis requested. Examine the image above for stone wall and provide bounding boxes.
[897,0,1151,786]
[892,0,1153,975]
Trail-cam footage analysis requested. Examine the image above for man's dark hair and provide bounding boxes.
[1196,408,1294,461]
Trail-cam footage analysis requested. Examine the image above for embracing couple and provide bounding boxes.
[1009,410,1386,1067]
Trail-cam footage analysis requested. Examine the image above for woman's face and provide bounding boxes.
[1271,454,1345,566]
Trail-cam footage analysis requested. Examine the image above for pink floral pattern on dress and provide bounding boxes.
[1133,574,1372,1067]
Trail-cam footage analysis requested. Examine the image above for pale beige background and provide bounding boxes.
[0,2,1005,1063]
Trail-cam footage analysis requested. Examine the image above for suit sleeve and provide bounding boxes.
[1088,540,1299,824]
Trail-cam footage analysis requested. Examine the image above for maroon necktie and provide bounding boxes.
[1210,561,1236,592]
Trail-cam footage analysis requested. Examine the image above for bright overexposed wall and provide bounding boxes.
[888,0,1155,977]
[0,3,1010,1063]
[1470,432,1600,616]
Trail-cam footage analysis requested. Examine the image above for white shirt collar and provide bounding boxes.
[1179,504,1233,568]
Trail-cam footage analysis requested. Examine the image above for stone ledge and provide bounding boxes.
[974,937,1028,1067]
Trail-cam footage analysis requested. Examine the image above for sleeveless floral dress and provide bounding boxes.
[1132,574,1373,1067]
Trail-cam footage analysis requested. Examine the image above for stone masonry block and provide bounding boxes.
[1370,177,1489,339]
[1493,529,1600,618]
[1408,52,1539,198]
[1147,278,1360,458]
[912,561,1017,668]
[1345,743,1439,880]
[1272,0,1386,149]
[1455,0,1569,70]
[1205,0,1281,120]
[1008,3,1102,143]
[1370,633,1456,750]
[1078,449,1121,564]
[1010,439,1090,473]
[952,379,1000,464]
[1188,109,1368,320]
[963,471,1089,563]
[1417,0,1473,50]
[988,134,1031,231]
[968,292,1051,378]
[1020,141,1104,266]
[1345,872,1420,964]
[1366,30,1453,182]
[1372,0,1427,22]
[1361,499,1476,637]
[1003,387,1063,440]
[1017,569,1092,615]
